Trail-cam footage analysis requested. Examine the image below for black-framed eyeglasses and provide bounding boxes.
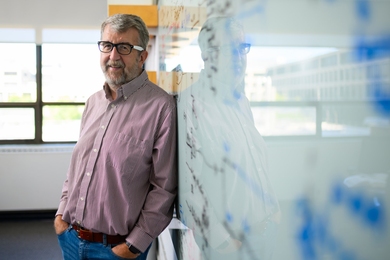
[208,43,251,55]
[97,41,144,55]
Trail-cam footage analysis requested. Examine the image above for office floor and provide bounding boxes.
[0,217,62,260]
[0,213,159,260]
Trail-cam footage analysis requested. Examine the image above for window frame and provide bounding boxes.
[0,44,387,144]
[0,45,84,144]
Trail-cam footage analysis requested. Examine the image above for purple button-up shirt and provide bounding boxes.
[56,71,177,252]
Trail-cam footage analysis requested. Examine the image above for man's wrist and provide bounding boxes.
[125,242,141,254]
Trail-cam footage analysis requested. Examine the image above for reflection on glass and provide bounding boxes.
[267,50,390,103]
[42,105,84,142]
[246,46,337,102]
[177,17,281,260]
[167,44,390,103]
[321,103,389,137]
[252,106,316,136]
[0,108,35,139]
[0,43,36,102]
[42,44,104,102]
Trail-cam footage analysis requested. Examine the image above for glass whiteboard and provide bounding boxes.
[157,0,390,259]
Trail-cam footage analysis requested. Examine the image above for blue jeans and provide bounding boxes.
[57,225,150,260]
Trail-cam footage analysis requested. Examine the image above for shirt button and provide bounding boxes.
[77,221,81,224]
[93,149,97,152]
[86,172,91,176]
[111,104,116,108]
[80,197,84,201]
[124,96,127,100]
[101,125,105,129]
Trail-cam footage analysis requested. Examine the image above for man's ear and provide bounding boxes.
[138,51,148,68]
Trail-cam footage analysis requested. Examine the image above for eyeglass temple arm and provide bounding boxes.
[133,45,144,51]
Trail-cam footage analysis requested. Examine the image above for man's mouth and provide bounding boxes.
[106,61,124,71]
[108,65,122,71]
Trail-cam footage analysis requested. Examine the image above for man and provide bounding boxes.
[177,17,280,260]
[54,14,177,260]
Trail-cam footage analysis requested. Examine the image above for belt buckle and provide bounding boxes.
[76,226,95,242]
[73,224,82,239]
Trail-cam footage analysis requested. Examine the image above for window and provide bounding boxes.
[0,43,37,142]
[41,44,102,102]
[0,29,103,144]
[0,108,35,140]
[0,43,36,103]
[165,44,390,138]
[252,105,317,136]
[41,43,103,142]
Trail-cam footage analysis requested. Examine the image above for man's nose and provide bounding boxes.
[231,48,244,61]
[109,46,121,60]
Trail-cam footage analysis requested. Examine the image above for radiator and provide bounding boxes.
[0,144,74,153]
[0,144,74,211]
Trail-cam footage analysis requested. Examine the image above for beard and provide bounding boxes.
[102,58,140,89]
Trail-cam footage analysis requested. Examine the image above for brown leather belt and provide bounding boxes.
[72,225,126,244]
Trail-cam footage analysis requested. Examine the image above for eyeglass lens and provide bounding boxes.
[98,42,133,55]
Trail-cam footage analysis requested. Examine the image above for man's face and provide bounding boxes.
[100,25,147,88]
[204,27,247,88]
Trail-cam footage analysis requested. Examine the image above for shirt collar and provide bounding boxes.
[103,70,148,101]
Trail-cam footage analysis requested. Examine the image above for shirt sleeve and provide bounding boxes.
[55,98,91,218]
[55,179,69,217]
[127,99,178,252]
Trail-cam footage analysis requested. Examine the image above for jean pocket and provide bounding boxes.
[109,248,136,260]
[57,224,72,237]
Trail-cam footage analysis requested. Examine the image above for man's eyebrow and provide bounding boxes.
[101,41,132,45]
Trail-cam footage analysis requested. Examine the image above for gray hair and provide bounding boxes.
[101,14,149,49]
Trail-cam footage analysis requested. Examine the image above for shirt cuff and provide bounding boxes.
[55,200,67,217]
[127,225,154,253]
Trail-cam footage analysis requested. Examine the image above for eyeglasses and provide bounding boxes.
[97,41,144,55]
[208,43,251,55]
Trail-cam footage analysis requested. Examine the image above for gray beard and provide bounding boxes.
[103,64,140,89]
[105,72,127,89]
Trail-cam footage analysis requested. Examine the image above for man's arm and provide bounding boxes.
[126,101,178,252]
[54,98,90,233]
[54,177,70,234]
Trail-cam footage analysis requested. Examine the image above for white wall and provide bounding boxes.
[0,0,107,29]
[0,145,73,210]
